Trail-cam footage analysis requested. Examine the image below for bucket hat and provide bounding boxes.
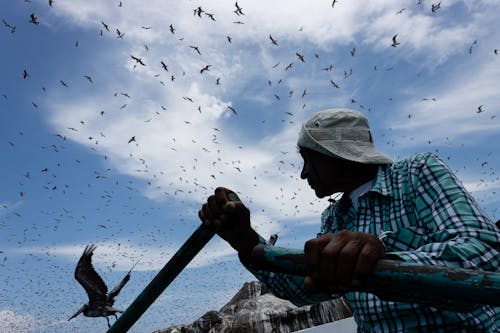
[297,108,393,164]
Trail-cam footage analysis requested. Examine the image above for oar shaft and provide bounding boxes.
[107,224,215,333]
[108,192,239,332]
[251,245,500,307]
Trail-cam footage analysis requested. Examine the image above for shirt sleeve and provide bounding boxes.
[239,234,335,307]
[387,153,500,271]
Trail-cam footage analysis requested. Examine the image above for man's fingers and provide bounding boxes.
[207,195,221,214]
[304,231,385,291]
[352,239,385,284]
[318,237,345,283]
[304,234,332,275]
[214,187,232,205]
[335,239,363,286]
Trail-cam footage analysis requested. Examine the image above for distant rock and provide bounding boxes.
[155,281,352,333]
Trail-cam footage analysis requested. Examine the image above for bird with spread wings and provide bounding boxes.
[68,244,138,328]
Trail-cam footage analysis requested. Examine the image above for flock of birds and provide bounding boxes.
[1,1,499,331]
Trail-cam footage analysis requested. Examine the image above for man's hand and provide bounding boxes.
[304,230,385,293]
[198,187,258,261]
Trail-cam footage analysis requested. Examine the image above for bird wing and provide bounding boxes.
[74,244,108,307]
[106,259,139,305]
[106,272,130,306]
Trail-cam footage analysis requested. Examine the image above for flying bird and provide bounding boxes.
[200,65,211,74]
[431,2,441,13]
[194,6,204,17]
[68,245,138,328]
[29,13,39,25]
[160,61,168,71]
[391,34,400,47]
[101,21,110,32]
[476,105,485,113]
[131,55,146,67]
[227,105,237,115]
[2,19,16,33]
[205,12,216,21]
[128,136,136,143]
[234,2,244,16]
[330,80,340,88]
[269,35,278,45]
[296,52,305,62]
[116,29,125,38]
[189,45,201,55]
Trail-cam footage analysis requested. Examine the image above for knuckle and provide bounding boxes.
[304,239,316,252]
[360,246,379,260]
[339,245,358,260]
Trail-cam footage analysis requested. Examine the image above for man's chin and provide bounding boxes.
[314,188,327,198]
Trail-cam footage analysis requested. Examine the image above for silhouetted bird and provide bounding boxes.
[29,13,39,25]
[189,45,201,55]
[431,2,441,13]
[161,61,168,71]
[101,21,110,31]
[391,34,400,47]
[116,29,125,38]
[68,244,138,328]
[234,2,244,16]
[200,65,211,74]
[268,35,278,46]
[131,55,146,66]
[2,19,16,33]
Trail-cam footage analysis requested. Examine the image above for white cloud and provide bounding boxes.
[40,0,500,243]
[0,309,37,333]
[386,58,500,148]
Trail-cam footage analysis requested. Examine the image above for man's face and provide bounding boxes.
[299,147,359,197]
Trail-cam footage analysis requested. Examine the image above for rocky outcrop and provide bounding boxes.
[155,281,352,333]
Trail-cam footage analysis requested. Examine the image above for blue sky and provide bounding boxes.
[1,1,499,332]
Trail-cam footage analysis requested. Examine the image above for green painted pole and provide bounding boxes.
[251,245,500,308]
[107,192,239,333]
[107,224,215,333]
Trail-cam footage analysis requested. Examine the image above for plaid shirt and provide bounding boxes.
[242,152,499,332]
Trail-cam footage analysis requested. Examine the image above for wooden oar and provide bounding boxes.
[251,245,500,307]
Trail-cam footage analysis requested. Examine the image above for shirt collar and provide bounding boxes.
[349,179,375,210]
[369,164,394,197]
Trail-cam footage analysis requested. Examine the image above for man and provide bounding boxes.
[199,108,499,332]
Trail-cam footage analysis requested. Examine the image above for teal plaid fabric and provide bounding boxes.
[242,152,499,332]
